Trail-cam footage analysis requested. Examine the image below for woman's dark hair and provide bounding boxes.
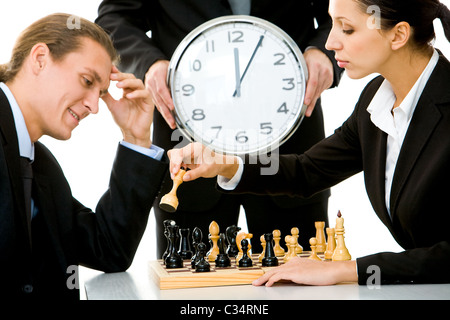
[356,0,450,50]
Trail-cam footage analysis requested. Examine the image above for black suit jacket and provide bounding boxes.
[96,0,340,211]
[0,89,168,299]
[226,53,450,284]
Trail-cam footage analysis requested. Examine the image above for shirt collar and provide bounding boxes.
[0,82,35,161]
[367,49,439,134]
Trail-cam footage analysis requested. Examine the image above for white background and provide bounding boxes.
[1,0,449,297]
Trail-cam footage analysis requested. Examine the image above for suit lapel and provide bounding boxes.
[32,166,66,266]
[0,90,32,248]
[390,55,450,216]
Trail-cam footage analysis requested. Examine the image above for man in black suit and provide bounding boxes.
[0,14,167,299]
[97,0,342,256]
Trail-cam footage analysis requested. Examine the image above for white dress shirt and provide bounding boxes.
[367,49,439,214]
[218,50,440,215]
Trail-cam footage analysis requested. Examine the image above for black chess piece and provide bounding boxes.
[162,219,176,263]
[238,239,253,268]
[178,228,193,260]
[195,242,210,272]
[215,233,231,268]
[226,225,241,257]
[262,233,278,267]
[191,227,203,268]
[165,224,183,268]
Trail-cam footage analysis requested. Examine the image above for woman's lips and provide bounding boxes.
[336,59,349,68]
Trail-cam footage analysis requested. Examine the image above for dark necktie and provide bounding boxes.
[20,156,33,232]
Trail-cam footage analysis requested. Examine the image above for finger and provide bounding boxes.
[305,97,318,117]
[149,78,176,128]
[111,70,136,82]
[116,78,145,91]
[304,71,319,108]
[168,149,185,177]
[158,104,177,129]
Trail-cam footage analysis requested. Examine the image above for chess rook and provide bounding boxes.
[159,168,186,212]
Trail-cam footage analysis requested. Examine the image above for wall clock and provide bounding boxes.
[168,15,308,155]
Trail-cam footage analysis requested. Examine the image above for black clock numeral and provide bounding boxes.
[205,40,215,53]
[191,108,205,121]
[277,102,289,114]
[228,30,244,43]
[210,126,222,139]
[191,60,202,72]
[274,53,286,65]
[235,131,248,144]
[182,84,195,96]
[260,122,273,135]
[282,78,295,90]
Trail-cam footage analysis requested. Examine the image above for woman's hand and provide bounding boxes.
[168,142,240,181]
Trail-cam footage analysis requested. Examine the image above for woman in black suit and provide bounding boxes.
[168,0,450,285]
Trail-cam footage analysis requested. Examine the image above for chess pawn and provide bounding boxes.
[238,239,253,267]
[284,235,297,263]
[324,228,336,260]
[332,212,351,261]
[165,224,184,268]
[191,227,202,268]
[308,237,322,261]
[236,232,253,260]
[226,225,241,257]
[262,233,278,267]
[272,229,285,257]
[195,242,210,272]
[215,233,231,268]
[258,235,266,262]
[315,221,327,253]
[207,221,220,262]
[159,168,186,212]
[178,228,193,260]
[291,227,303,254]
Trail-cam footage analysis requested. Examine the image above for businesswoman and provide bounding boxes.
[168,0,450,286]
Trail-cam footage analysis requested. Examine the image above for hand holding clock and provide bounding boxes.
[144,59,177,129]
[302,48,334,117]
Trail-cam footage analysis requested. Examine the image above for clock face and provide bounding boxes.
[168,16,308,155]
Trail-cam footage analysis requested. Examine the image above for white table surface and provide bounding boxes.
[83,263,450,301]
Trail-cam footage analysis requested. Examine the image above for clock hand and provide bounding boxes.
[234,48,241,97]
[233,35,264,97]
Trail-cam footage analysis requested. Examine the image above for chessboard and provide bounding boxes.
[149,252,323,290]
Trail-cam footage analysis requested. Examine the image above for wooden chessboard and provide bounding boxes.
[149,252,323,290]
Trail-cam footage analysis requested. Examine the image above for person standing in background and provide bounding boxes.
[97,0,343,256]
